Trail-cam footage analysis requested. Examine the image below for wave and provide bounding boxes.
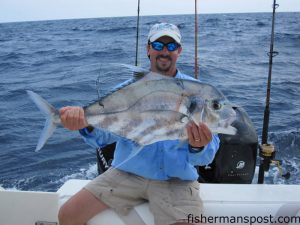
[269,129,300,153]
[1,52,28,60]
[205,17,221,24]
[33,49,58,55]
[59,163,98,184]
[95,26,135,34]
[71,27,95,32]
[275,32,300,43]
[256,21,267,27]
[262,129,300,184]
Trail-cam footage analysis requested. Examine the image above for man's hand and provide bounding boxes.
[187,122,212,148]
[59,106,88,130]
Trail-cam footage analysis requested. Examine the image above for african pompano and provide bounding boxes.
[27,66,236,152]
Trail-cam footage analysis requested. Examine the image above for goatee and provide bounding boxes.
[156,55,172,73]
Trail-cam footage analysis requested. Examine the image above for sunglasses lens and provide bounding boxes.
[167,43,179,51]
[151,42,164,51]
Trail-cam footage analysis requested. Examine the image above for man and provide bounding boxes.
[58,23,220,225]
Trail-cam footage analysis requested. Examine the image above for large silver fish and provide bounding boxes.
[27,66,236,152]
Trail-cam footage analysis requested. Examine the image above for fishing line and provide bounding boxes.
[105,144,144,174]
[95,66,103,106]
[135,0,141,66]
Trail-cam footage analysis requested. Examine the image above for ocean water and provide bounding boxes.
[0,12,299,191]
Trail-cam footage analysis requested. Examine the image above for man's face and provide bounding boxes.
[147,36,182,77]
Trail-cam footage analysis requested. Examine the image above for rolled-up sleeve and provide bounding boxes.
[79,128,119,149]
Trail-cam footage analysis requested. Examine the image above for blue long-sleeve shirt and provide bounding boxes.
[80,71,220,181]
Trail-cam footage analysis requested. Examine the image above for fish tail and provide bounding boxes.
[26,90,59,152]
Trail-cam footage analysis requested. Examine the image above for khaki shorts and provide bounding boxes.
[84,168,203,225]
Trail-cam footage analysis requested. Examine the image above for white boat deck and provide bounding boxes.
[57,179,300,203]
[57,180,300,225]
[1,180,300,225]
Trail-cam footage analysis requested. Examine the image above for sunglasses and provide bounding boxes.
[150,41,181,52]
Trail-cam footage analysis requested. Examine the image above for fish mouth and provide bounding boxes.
[220,116,236,128]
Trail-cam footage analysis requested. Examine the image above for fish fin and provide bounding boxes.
[26,90,59,152]
[117,63,149,80]
[117,63,149,73]
[117,64,175,81]
[95,63,148,101]
[210,125,237,135]
[37,118,57,152]
[133,71,147,80]
[189,115,201,125]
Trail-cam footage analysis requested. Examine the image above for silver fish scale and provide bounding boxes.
[93,110,189,145]
[85,72,225,115]
[84,72,234,145]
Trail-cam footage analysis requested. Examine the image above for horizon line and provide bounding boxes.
[1,10,299,24]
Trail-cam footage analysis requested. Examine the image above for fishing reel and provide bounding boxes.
[258,144,290,183]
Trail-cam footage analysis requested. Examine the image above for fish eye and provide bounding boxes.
[211,100,222,110]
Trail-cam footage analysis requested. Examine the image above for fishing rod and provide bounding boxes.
[257,0,280,184]
[194,0,199,79]
[135,0,141,66]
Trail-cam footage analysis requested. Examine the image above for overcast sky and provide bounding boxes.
[1,0,299,23]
